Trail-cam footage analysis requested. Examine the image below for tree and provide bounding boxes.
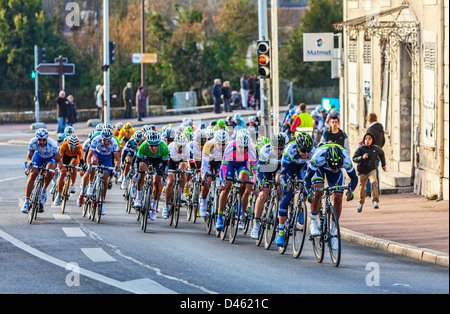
[279,0,342,88]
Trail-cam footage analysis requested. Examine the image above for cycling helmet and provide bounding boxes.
[216,119,226,127]
[234,113,242,120]
[214,129,229,144]
[124,122,132,131]
[174,134,189,146]
[199,123,207,130]
[95,123,103,132]
[145,130,161,145]
[133,130,145,143]
[103,123,114,131]
[115,122,124,130]
[35,128,49,140]
[183,126,194,141]
[142,125,151,133]
[101,127,113,139]
[257,111,262,118]
[57,133,66,144]
[226,116,234,123]
[205,129,215,140]
[295,132,313,153]
[236,132,250,148]
[68,135,79,150]
[149,125,156,131]
[257,136,270,149]
[88,130,95,140]
[248,116,256,123]
[325,145,344,170]
[164,127,175,139]
[194,130,207,145]
[270,132,287,149]
[183,118,193,127]
[64,126,75,137]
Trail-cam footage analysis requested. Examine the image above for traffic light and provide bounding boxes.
[109,41,116,65]
[31,71,36,79]
[38,47,46,64]
[257,40,270,79]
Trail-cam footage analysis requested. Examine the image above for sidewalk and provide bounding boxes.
[1,108,448,266]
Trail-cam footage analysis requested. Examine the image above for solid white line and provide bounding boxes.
[0,175,23,183]
[0,229,176,294]
[62,227,85,237]
[81,248,116,262]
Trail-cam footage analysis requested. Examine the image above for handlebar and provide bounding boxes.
[312,185,352,193]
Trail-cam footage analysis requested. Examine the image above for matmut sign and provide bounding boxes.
[303,33,333,62]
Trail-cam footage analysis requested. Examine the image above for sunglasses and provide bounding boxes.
[149,144,159,148]
[102,138,111,143]
[37,138,47,142]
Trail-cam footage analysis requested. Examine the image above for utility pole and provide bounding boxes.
[141,0,147,116]
[34,45,40,124]
[103,0,110,124]
[258,0,270,138]
[270,0,279,135]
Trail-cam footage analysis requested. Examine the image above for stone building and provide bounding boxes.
[334,0,449,200]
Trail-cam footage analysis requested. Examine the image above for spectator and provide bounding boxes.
[366,112,386,196]
[290,103,314,138]
[247,74,256,110]
[222,81,232,113]
[254,78,260,110]
[136,86,146,121]
[212,79,222,114]
[320,114,350,154]
[240,74,249,109]
[352,132,387,212]
[56,90,68,133]
[123,82,133,119]
[66,95,78,127]
[95,85,103,119]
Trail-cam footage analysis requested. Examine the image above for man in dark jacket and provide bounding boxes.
[212,79,222,114]
[352,132,386,212]
[365,113,385,196]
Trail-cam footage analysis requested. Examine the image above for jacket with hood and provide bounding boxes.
[352,132,386,175]
[367,121,385,148]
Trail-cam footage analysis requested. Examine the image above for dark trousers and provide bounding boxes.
[213,97,221,114]
[223,98,232,112]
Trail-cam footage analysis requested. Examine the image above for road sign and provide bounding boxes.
[36,63,75,75]
[132,53,157,64]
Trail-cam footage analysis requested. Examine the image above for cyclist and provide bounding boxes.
[77,126,120,215]
[114,122,124,137]
[22,128,62,213]
[216,131,257,231]
[118,122,136,147]
[250,133,288,239]
[199,129,229,217]
[162,126,176,146]
[53,135,84,206]
[120,130,145,190]
[212,119,228,131]
[275,132,315,246]
[134,130,169,220]
[304,143,358,243]
[163,134,191,219]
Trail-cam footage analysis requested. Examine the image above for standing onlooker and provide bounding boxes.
[222,81,232,113]
[66,95,78,127]
[254,78,260,110]
[240,74,248,109]
[95,85,103,119]
[320,114,350,154]
[212,79,222,114]
[136,86,146,121]
[352,132,387,212]
[123,82,133,119]
[290,103,314,138]
[366,112,386,196]
[247,74,256,109]
[56,90,68,134]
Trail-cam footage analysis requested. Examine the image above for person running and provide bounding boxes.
[134,130,169,220]
[22,128,62,213]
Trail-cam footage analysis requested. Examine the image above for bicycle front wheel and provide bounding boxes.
[264,197,279,250]
[173,185,181,228]
[328,206,341,267]
[28,182,41,224]
[229,194,241,244]
[61,176,70,215]
[95,183,103,224]
[141,186,152,232]
[311,211,325,263]
[292,201,308,258]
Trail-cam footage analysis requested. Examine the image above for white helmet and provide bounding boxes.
[133,130,145,143]
[68,135,79,150]
[174,134,188,146]
[64,126,75,137]
[214,129,229,144]
[35,128,49,140]
[101,127,113,139]
[145,130,161,145]
[236,132,250,148]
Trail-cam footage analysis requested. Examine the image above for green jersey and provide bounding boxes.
[137,140,169,161]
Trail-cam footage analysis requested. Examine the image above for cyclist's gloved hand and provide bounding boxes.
[306,193,313,204]
[55,167,60,175]
[346,190,354,201]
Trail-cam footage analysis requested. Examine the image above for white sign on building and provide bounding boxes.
[303,33,334,62]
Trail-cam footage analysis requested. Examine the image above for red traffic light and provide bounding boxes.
[258,54,269,65]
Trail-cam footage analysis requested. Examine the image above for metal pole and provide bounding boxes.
[258,0,269,138]
[103,0,110,124]
[141,0,147,117]
[271,0,279,135]
[34,45,39,123]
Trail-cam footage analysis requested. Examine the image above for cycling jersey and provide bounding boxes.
[118,128,136,141]
[220,140,257,184]
[28,137,59,159]
[279,141,315,183]
[201,139,224,179]
[90,134,119,156]
[188,141,202,162]
[167,142,191,163]
[59,141,84,166]
[136,140,169,161]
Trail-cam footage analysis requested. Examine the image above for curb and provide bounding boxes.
[341,227,449,267]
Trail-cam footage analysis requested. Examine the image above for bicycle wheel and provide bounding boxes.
[311,210,325,263]
[28,181,41,224]
[328,206,341,267]
[126,182,133,215]
[95,183,103,224]
[192,182,200,224]
[243,195,254,235]
[204,192,214,234]
[141,186,152,232]
[264,197,279,250]
[229,194,241,244]
[174,184,181,228]
[221,194,232,241]
[292,201,308,258]
[82,198,89,217]
[61,176,70,215]
[186,182,194,221]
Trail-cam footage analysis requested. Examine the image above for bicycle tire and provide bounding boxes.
[311,210,325,263]
[61,175,70,215]
[292,201,308,258]
[169,185,175,226]
[186,182,194,222]
[141,184,152,232]
[256,204,269,246]
[278,203,292,254]
[229,193,241,244]
[192,181,199,224]
[95,183,103,224]
[264,197,279,250]
[221,194,232,241]
[126,184,133,214]
[205,191,214,234]
[174,184,181,228]
[82,198,89,217]
[28,181,41,224]
[328,206,341,267]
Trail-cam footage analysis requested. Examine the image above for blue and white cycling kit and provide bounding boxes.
[28,137,59,166]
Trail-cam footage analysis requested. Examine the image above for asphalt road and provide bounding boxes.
[0,143,448,296]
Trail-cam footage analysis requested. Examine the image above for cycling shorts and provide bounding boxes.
[62,154,79,170]
[93,152,113,173]
[32,153,56,167]
[224,161,250,181]
[144,157,165,176]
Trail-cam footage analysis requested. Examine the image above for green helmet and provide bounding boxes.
[257,136,270,149]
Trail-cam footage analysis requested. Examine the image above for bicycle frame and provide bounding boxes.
[27,165,55,224]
